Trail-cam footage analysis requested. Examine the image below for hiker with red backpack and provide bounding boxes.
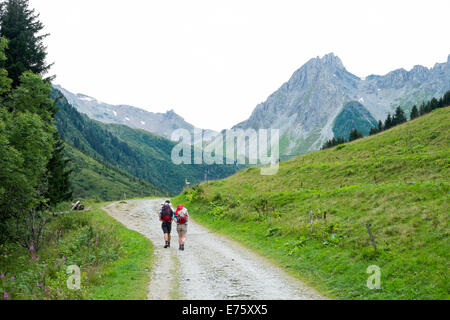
[174,204,189,251]
[159,200,174,248]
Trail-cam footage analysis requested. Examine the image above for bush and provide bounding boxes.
[0,207,122,300]
[208,202,227,220]
[184,185,204,203]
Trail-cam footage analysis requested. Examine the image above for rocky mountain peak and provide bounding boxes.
[232,53,449,157]
[320,52,345,69]
[303,52,346,73]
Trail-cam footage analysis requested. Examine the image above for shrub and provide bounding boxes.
[208,202,227,220]
[185,185,204,202]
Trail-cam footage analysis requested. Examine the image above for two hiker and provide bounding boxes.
[159,200,189,251]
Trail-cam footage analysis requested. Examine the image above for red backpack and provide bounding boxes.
[161,205,172,222]
[176,207,188,224]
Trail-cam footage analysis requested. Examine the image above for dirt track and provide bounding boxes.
[103,199,326,300]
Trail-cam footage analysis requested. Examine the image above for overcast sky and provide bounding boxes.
[30,0,450,131]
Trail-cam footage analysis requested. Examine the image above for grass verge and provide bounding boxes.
[0,201,153,300]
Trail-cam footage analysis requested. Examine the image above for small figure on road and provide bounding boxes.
[174,204,189,251]
[159,200,174,248]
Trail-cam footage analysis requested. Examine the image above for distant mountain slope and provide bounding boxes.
[99,122,242,194]
[54,85,218,142]
[53,89,240,195]
[175,106,450,299]
[64,144,165,200]
[233,53,450,157]
[332,101,378,139]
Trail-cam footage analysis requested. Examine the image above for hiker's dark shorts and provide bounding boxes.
[161,221,172,234]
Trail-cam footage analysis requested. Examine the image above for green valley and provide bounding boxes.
[54,89,240,199]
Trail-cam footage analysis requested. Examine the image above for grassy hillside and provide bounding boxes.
[65,144,165,201]
[174,107,449,299]
[101,123,243,195]
[54,89,240,196]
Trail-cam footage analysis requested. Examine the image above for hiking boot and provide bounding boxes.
[179,244,182,251]
[181,243,185,251]
[164,241,170,249]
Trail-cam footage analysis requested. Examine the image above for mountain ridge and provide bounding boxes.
[232,53,450,156]
[53,84,219,142]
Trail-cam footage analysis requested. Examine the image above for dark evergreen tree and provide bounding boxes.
[410,105,419,120]
[392,106,407,125]
[443,90,450,106]
[349,129,363,142]
[0,0,53,88]
[46,131,72,206]
[384,113,393,129]
[321,136,346,149]
[378,120,383,132]
[429,98,438,111]
[419,102,426,116]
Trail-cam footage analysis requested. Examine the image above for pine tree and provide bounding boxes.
[429,98,438,111]
[0,0,53,88]
[443,91,450,106]
[378,120,383,132]
[393,106,407,125]
[349,129,363,142]
[46,132,72,206]
[410,105,419,120]
[419,102,426,116]
[384,113,393,129]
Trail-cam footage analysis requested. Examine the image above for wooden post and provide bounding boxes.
[323,211,327,220]
[366,224,378,252]
[309,210,314,232]
[269,207,274,225]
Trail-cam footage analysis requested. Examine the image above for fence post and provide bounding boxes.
[366,224,378,252]
[309,210,314,232]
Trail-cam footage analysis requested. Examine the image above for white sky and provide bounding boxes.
[30,0,450,131]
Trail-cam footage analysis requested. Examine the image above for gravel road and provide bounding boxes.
[103,199,326,300]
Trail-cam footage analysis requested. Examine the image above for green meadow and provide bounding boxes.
[174,107,450,300]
